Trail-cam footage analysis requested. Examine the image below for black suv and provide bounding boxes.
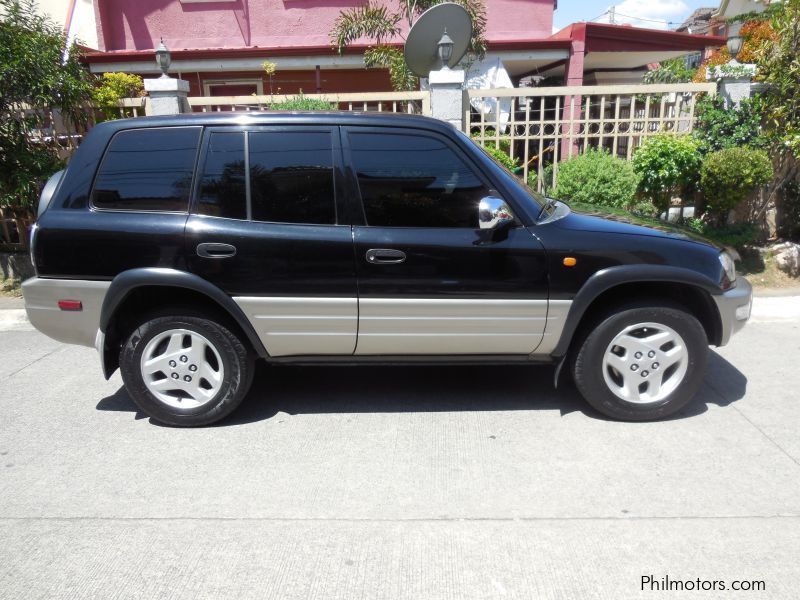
[23,112,752,425]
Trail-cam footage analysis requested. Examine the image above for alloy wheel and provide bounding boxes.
[139,328,225,409]
[601,321,689,404]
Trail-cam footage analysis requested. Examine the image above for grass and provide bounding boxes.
[740,249,800,290]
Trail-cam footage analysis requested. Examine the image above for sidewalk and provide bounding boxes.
[0,297,23,310]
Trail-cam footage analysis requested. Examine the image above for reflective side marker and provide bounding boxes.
[563,257,577,267]
[58,300,83,311]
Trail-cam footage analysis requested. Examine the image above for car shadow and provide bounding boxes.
[96,350,747,427]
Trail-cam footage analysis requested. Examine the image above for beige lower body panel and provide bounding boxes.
[355,298,548,355]
[233,296,357,357]
[22,277,111,348]
[534,299,573,355]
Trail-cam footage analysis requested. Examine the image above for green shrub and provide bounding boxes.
[693,95,768,154]
[632,134,702,210]
[629,200,660,218]
[686,218,761,248]
[552,149,640,209]
[541,163,555,194]
[268,92,335,111]
[480,143,520,172]
[474,130,512,155]
[700,147,773,215]
[91,72,144,119]
[526,169,537,190]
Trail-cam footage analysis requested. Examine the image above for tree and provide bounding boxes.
[642,57,695,85]
[330,0,487,91]
[0,0,92,217]
[91,72,144,120]
[758,0,800,159]
[755,0,800,219]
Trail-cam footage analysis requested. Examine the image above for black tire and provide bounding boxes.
[572,303,708,421]
[120,311,254,426]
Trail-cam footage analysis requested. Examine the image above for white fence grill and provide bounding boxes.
[188,92,431,116]
[466,83,716,192]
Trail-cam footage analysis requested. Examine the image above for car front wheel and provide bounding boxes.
[119,312,254,426]
[572,304,708,421]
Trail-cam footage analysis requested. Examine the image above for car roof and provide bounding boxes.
[96,111,458,136]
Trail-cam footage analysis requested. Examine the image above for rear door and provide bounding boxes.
[342,126,549,356]
[185,125,358,357]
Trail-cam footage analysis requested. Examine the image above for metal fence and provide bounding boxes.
[466,83,716,192]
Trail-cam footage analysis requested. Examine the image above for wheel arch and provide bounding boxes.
[551,265,724,359]
[99,268,268,379]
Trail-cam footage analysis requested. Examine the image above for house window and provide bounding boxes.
[203,79,263,97]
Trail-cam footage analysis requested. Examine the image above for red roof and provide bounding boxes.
[81,23,722,64]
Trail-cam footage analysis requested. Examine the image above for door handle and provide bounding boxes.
[366,248,406,265]
[196,242,237,259]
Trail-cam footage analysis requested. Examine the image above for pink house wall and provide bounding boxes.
[95,0,555,52]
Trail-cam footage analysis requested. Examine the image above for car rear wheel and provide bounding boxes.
[120,312,254,426]
[572,303,708,421]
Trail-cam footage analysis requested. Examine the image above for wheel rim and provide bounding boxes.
[601,321,689,405]
[140,328,225,410]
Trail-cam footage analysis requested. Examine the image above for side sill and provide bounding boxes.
[264,354,557,366]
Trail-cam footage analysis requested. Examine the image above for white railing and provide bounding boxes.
[188,91,431,115]
[466,83,716,192]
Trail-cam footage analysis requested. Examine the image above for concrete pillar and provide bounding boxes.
[143,76,191,115]
[560,36,586,160]
[719,75,753,107]
[429,68,466,129]
[709,63,757,108]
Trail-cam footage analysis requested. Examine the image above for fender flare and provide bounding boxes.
[99,268,269,374]
[550,264,723,358]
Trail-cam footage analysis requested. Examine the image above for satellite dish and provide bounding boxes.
[404,3,472,77]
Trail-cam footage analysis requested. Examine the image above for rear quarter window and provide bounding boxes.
[91,127,201,212]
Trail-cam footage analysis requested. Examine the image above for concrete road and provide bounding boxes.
[0,297,799,599]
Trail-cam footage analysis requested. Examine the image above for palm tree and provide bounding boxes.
[330,0,487,91]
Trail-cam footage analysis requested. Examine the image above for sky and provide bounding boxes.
[553,0,719,31]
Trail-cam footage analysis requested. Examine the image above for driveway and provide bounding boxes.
[0,296,798,599]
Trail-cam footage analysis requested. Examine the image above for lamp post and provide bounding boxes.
[144,37,189,115]
[437,29,454,70]
[155,38,172,78]
[726,21,743,62]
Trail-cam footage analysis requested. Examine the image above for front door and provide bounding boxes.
[342,127,549,356]
[186,126,358,357]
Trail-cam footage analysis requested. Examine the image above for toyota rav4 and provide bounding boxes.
[23,112,752,425]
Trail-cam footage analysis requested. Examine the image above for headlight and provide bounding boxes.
[719,251,737,285]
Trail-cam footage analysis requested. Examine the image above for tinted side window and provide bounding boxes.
[349,132,490,228]
[91,127,200,211]
[249,131,335,225]
[197,131,246,220]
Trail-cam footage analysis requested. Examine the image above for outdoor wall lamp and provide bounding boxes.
[727,21,744,61]
[437,29,454,69]
[155,38,172,77]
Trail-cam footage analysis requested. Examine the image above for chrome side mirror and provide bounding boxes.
[478,196,515,230]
